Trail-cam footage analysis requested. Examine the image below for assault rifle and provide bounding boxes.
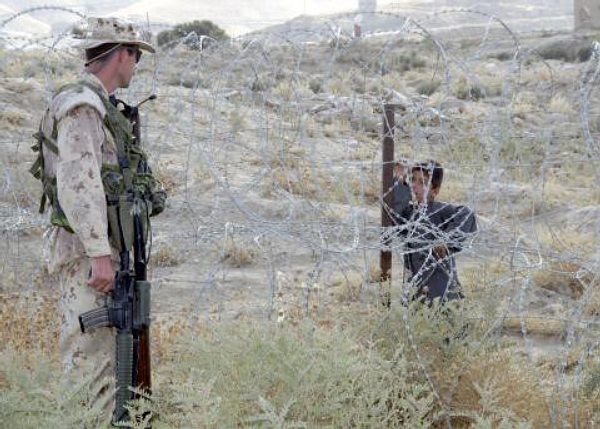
[79,94,156,427]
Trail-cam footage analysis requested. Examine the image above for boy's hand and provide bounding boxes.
[394,162,406,180]
[432,245,448,260]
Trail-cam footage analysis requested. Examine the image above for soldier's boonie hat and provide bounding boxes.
[76,17,155,53]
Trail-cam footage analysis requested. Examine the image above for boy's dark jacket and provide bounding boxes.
[393,180,477,301]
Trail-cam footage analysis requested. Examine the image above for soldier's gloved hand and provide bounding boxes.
[88,255,115,293]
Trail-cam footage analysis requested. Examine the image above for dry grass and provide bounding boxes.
[533,260,590,299]
[0,291,61,356]
[510,91,538,119]
[221,239,258,268]
[0,107,29,128]
[501,316,567,336]
[444,348,551,427]
[2,291,599,428]
[228,108,248,133]
[548,94,574,115]
[153,161,180,194]
[532,227,596,300]
[328,264,380,303]
[152,244,183,268]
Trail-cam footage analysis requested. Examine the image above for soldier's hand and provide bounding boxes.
[88,255,115,293]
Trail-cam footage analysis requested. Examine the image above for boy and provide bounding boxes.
[393,160,477,303]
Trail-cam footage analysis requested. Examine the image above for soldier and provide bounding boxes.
[31,17,163,421]
[393,160,477,304]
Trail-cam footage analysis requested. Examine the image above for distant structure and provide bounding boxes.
[358,0,377,13]
[575,0,600,31]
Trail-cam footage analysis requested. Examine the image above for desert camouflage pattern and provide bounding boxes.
[41,73,119,273]
[40,73,119,413]
[77,16,155,53]
[57,257,115,423]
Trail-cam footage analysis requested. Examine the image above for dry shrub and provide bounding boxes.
[152,161,179,194]
[0,108,29,128]
[250,141,305,169]
[345,139,378,161]
[444,348,551,427]
[270,165,318,197]
[152,315,208,362]
[533,228,595,298]
[157,317,435,428]
[329,263,382,303]
[440,177,469,203]
[380,71,408,94]
[536,37,592,62]
[454,77,485,101]
[228,108,248,133]
[323,118,351,137]
[533,260,590,299]
[539,176,598,211]
[510,91,538,119]
[370,303,549,427]
[427,92,448,108]
[548,94,574,115]
[221,239,257,267]
[152,244,183,267]
[345,170,379,205]
[0,291,60,356]
[326,71,354,96]
[271,80,312,102]
[520,63,554,85]
[479,74,505,98]
[329,271,364,302]
[415,79,441,96]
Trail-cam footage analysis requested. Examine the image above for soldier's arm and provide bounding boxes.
[55,105,111,259]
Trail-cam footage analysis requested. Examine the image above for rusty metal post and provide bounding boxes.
[380,104,395,307]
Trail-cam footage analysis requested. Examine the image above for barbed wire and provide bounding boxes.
[0,6,599,427]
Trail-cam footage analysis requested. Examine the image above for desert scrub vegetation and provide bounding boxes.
[221,237,258,268]
[453,77,486,101]
[532,227,596,299]
[152,244,183,268]
[3,289,600,427]
[390,49,428,72]
[327,263,381,302]
[535,37,593,63]
[0,291,61,355]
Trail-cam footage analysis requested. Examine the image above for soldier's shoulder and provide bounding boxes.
[51,83,106,121]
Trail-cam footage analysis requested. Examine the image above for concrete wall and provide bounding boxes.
[575,0,600,30]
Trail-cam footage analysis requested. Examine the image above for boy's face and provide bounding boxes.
[411,169,439,203]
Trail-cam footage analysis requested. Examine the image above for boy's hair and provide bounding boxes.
[412,160,444,189]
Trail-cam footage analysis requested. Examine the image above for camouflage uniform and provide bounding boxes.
[37,17,157,414]
[41,73,118,402]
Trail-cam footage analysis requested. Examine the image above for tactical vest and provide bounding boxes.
[30,81,165,252]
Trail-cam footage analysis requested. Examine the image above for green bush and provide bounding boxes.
[536,38,592,63]
[4,301,572,428]
[416,79,441,96]
[157,20,228,49]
